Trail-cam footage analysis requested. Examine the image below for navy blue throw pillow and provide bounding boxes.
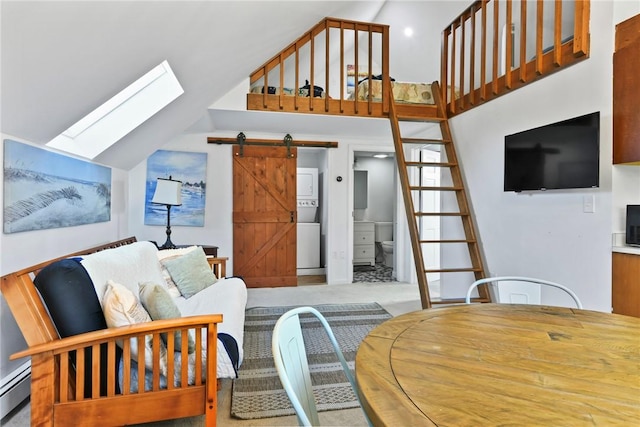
[34,258,120,396]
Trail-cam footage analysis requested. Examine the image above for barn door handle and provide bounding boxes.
[290,211,295,223]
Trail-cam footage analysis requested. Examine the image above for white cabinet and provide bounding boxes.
[354,221,375,266]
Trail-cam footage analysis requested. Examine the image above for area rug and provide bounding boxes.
[353,262,395,283]
[230,302,392,420]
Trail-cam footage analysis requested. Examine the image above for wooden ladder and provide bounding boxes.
[388,81,490,309]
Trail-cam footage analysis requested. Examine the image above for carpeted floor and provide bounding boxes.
[230,303,392,421]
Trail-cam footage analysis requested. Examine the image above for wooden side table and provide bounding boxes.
[152,241,218,257]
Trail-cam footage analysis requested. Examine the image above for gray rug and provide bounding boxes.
[230,303,392,420]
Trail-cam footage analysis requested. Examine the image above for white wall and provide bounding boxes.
[128,133,236,268]
[353,156,395,222]
[132,0,636,304]
[127,129,401,285]
[447,0,617,311]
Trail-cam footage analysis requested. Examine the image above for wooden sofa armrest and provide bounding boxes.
[10,314,222,360]
[207,257,228,279]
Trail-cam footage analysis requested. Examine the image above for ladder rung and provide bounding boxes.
[410,186,463,191]
[402,137,450,145]
[424,267,483,273]
[420,239,477,244]
[405,161,456,167]
[389,86,488,310]
[415,212,469,217]
[397,115,445,123]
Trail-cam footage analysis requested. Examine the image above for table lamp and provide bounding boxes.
[151,176,182,249]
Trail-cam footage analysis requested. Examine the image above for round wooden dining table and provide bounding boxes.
[355,303,640,426]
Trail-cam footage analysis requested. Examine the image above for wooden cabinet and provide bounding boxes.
[354,221,375,266]
[612,252,640,317]
[613,13,640,164]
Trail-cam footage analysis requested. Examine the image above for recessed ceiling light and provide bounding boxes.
[373,154,388,158]
[404,27,414,37]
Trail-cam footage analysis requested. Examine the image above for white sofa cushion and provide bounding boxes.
[174,276,248,375]
[80,240,248,379]
[80,241,166,303]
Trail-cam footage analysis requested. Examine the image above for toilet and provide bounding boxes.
[374,222,394,269]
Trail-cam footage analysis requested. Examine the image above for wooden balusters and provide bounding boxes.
[441,0,590,117]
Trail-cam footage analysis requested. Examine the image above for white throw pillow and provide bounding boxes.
[102,280,167,375]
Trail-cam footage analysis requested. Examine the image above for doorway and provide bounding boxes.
[352,148,398,283]
[297,148,328,285]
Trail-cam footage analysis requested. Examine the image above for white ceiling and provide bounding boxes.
[1,1,466,170]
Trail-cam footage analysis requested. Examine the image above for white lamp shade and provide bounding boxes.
[151,178,182,206]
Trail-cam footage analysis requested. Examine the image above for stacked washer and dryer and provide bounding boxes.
[296,168,321,274]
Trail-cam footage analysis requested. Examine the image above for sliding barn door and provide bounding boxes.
[232,145,297,287]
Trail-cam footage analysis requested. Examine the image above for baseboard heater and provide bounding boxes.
[0,361,30,419]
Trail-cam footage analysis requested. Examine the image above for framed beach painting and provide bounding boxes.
[3,139,112,234]
[145,150,207,227]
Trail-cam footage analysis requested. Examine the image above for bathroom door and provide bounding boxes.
[232,145,297,287]
[420,150,441,283]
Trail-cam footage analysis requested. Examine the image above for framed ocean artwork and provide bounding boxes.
[145,149,207,227]
[3,139,112,234]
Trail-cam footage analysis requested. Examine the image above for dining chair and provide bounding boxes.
[271,306,372,427]
[465,276,583,308]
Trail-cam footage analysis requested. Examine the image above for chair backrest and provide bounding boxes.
[271,306,371,427]
[465,276,583,308]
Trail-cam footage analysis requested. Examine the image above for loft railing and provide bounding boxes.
[441,0,590,116]
[247,17,392,117]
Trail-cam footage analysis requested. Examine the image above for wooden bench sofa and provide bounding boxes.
[1,236,243,426]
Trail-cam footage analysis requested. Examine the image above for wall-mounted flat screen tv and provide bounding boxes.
[504,111,600,192]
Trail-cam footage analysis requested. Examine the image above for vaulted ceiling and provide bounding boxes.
[1,1,466,170]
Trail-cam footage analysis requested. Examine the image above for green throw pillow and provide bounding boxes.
[139,282,195,353]
[161,248,217,298]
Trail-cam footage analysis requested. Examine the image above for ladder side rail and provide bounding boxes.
[388,87,432,309]
[431,82,490,301]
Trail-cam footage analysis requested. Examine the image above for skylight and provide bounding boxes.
[47,60,184,159]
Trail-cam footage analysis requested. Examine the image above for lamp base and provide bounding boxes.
[159,239,177,250]
[158,204,177,250]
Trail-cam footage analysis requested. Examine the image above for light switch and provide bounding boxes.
[583,195,595,213]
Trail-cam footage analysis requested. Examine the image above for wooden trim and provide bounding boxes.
[469,4,476,105]
[554,0,563,66]
[536,0,544,74]
[505,0,513,89]
[520,0,528,82]
[492,0,499,95]
[480,0,487,100]
[573,0,590,56]
[207,257,228,279]
[459,14,466,110]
